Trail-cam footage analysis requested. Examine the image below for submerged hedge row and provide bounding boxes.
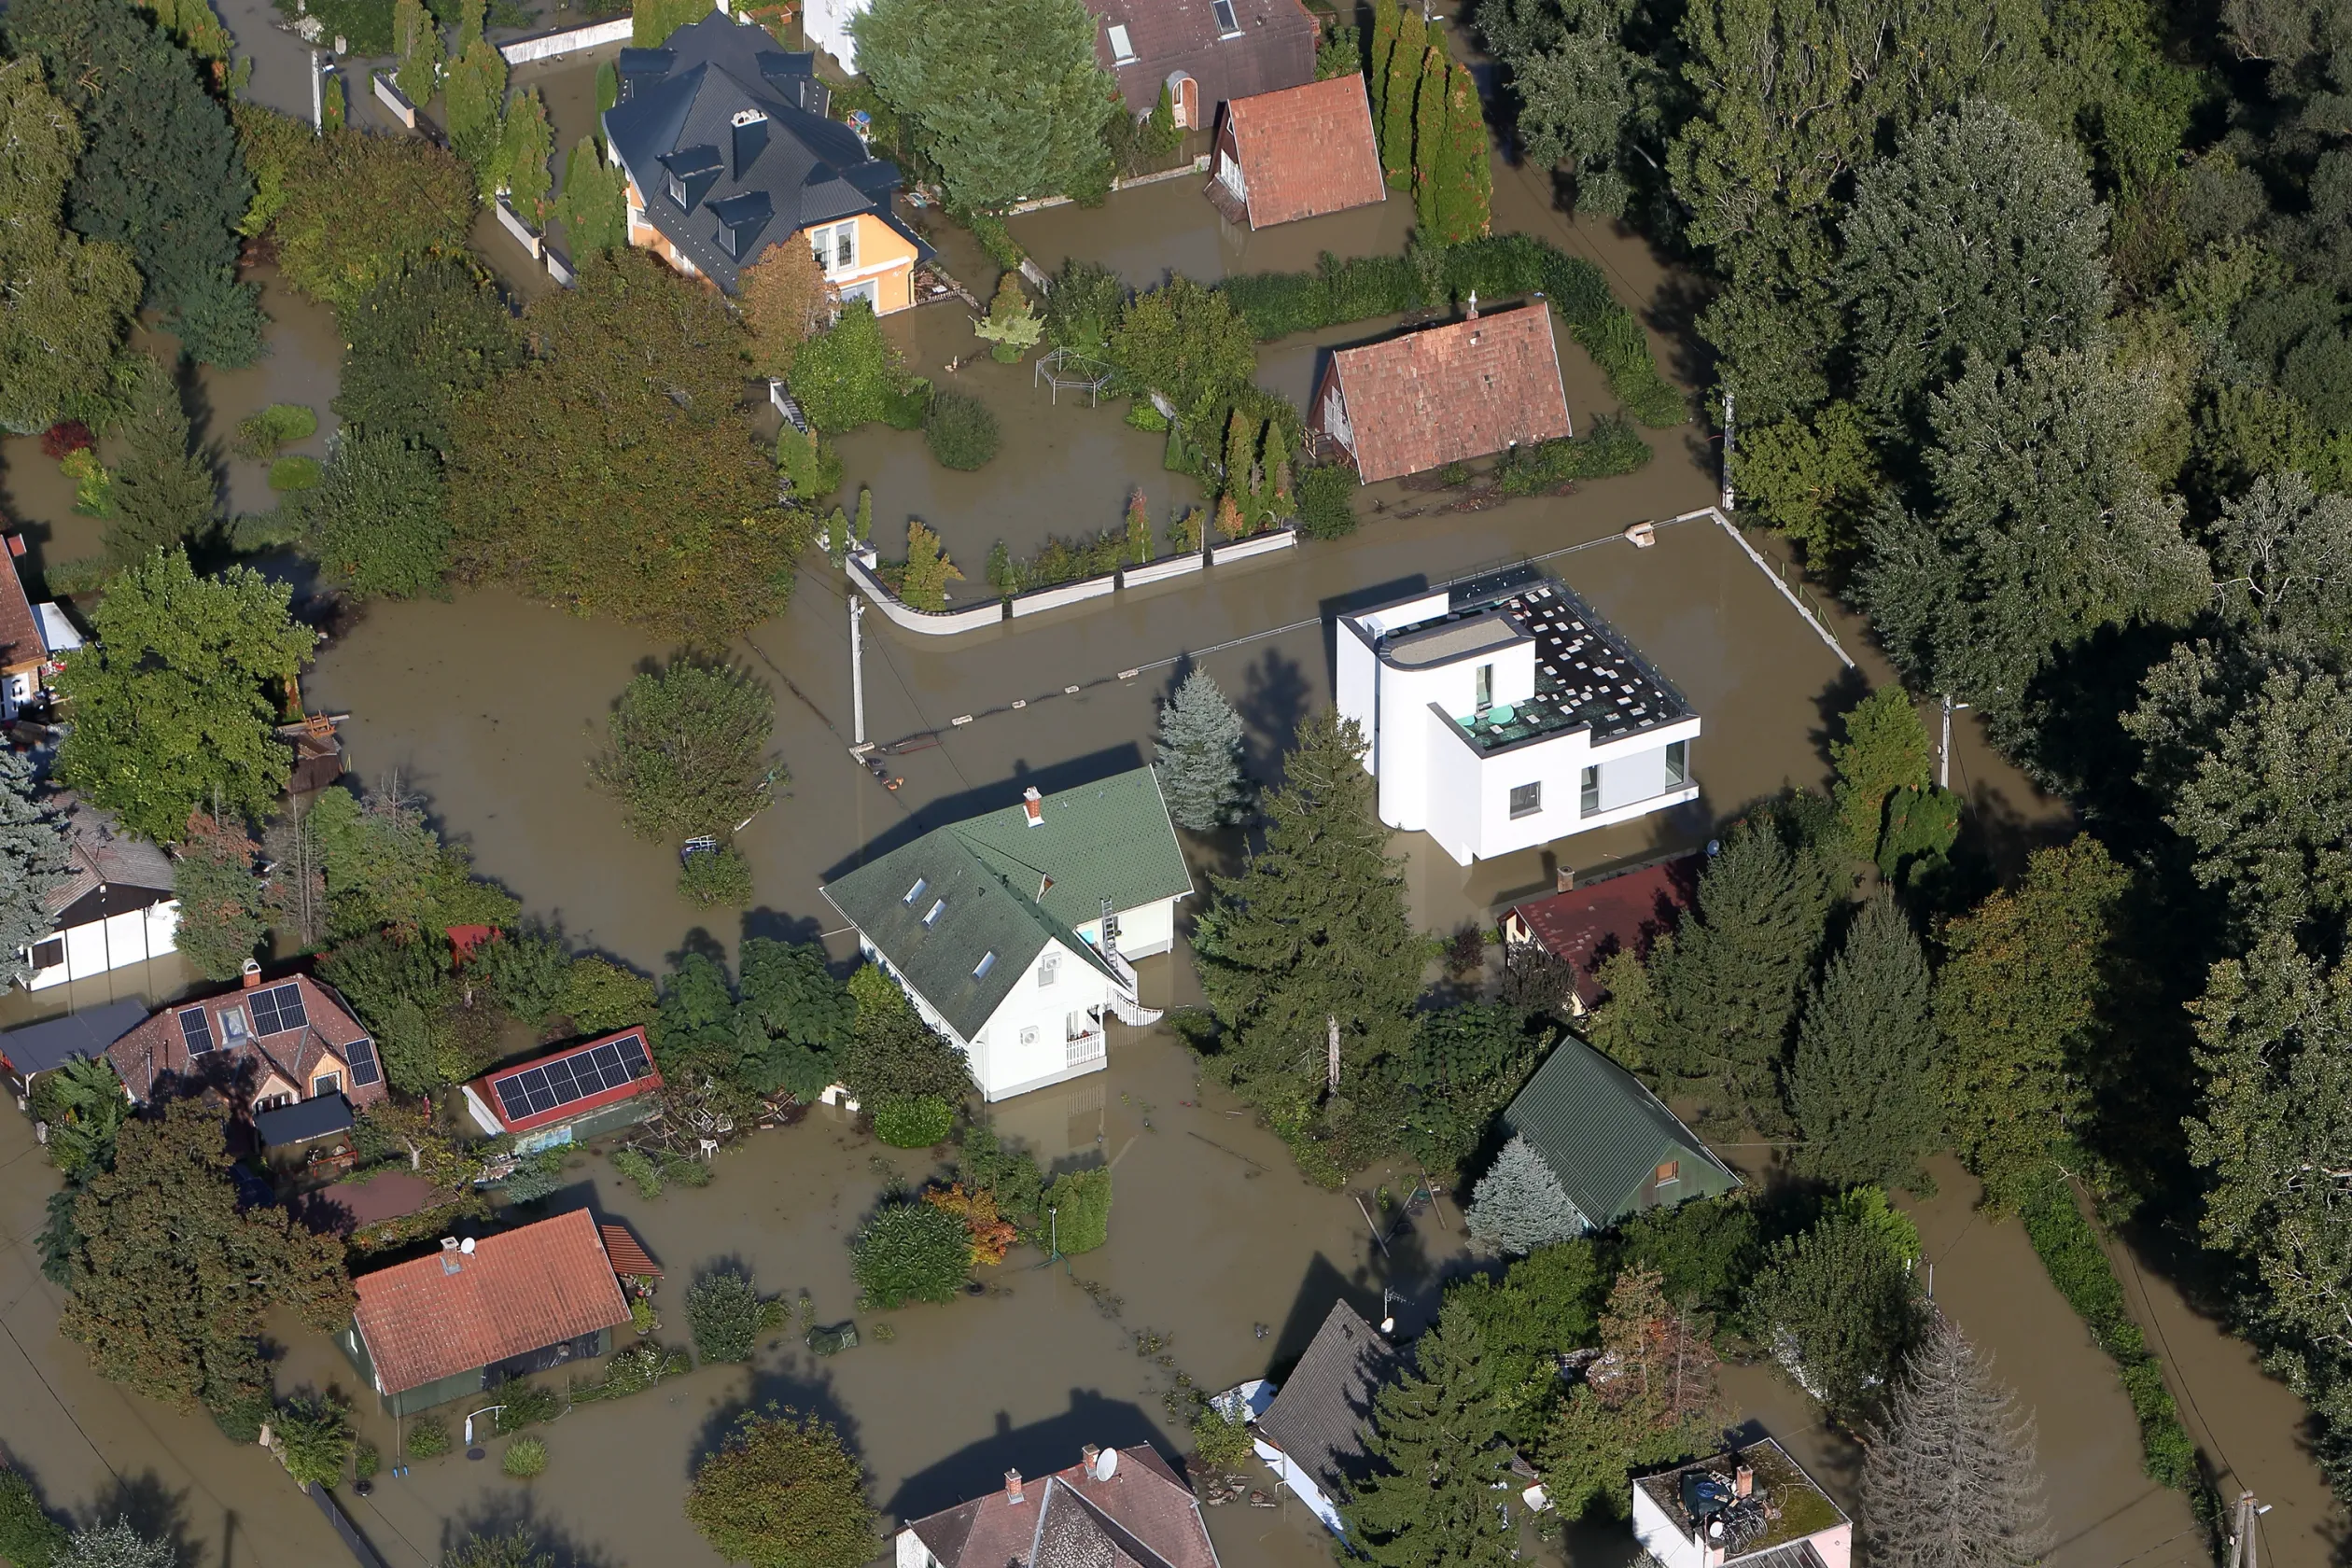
[1222,235,1687,428]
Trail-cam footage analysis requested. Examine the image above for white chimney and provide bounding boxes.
[1022,786,1043,827]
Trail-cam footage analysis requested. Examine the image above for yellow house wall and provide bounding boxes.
[622,178,916,312]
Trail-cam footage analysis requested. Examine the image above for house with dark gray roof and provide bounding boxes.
[896,1444,1220,1568]
[603,12,929,307]
[1499,1033,1738,1233]
[19,795,178,993]
[821,769,1192,1102]
[0,998,147,1093]
[1245,1300,1400,1533]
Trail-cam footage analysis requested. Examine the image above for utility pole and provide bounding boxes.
[310,49,323,133]
[848,592,867,749]
[1719,389,1736,512]
[2228,1491,2268,1568]
[1326,1015,1340,1094]
[1939,693,1969,790]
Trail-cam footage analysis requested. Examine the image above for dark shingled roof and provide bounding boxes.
[255,1092,356,1148]
[1255,1301,1399,1502]
[0,999,149,1078]
[1502,1035,1738,1229]
[1086,0,1318,118]
[602,12,925,293]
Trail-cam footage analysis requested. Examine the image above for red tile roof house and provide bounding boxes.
[897,1444,1221,1568]
[458,1027,665,1155]
[105,969,386,1113]
[339,1208,635,1415]
[0,532,80,721]
[1308,301,1575,483]
[1501,855,1703,1017]
[1206,75,1385,230]
[1088,0,1319,133]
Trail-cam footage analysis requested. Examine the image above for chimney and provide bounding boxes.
[1004,1468,1025,1505]
[1080,1444,1099,1473]
[1022,786,1043,828]
[1556,864,1575,894]
[240,958,263,989]
[440,1237,463,1275]
[730,107,769,178]
[1734,1464,1753,1500]
[1465,290,1479,321]
[5,534,24,558]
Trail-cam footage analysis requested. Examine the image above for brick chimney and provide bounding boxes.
[1556,864,1575,894]
[1022,787,1043,827]
[240,958,263,989]
[1004,1468,1025,1505]
[1080,1444,1099,1472]
[1734,1464,1754,1499]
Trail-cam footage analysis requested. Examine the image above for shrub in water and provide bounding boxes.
[1043,1165,1112,1253]
[502,1436,548,1478]
[234,402,318,458]
[872,1092,954,1148]
[881,377,933,430]
[405,1418,452,1459]
[268,455,324,492]
[611,1146,664,1198]
[491,1378,564,1433]
[688,1270,767,1363]
[850,1199,971,1309]
[1190,1403,1253,1469]
[1295,461,1359,539]
[679,843,754,907]
[274,1393,357,1488]
[661,1151,714,1187]
[924,391,1001,470]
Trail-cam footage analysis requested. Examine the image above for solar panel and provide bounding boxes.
[249,983,309,1037]
[488,1033,654,1124]
[179,1008,214,1056]
[346,1036,382,1087]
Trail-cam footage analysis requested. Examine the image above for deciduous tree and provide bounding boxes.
[0,749,69,987]
[1786,891,1939,1188]
[172,812,266,981]
[58,1521,175,1568]
[1110,276,1257,428]
[300,430,452,599]
[1479,0,1644,216]
[684,1405,877,1568]
[740,241,833,379]
[1153,668,1248,831]
[54,551,315,844]
[1829,687,1931,860]
[1342,1311,1518,1568]
[236,108,477,313]
[331,258,520,455]
[1537,1265,1721,1518]
[1745,1198,1924,1416]
[1860,1317,2053,1568]
[591,660,780,845]
[736,938,855,1099]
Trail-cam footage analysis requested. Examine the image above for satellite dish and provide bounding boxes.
[1095,1449,1120,1482]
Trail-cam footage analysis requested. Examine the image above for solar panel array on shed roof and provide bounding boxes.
[491,1033,651,1124]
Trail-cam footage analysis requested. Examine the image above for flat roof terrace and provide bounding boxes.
[1373,575,1691,753]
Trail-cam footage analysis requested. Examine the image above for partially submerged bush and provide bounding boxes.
[275,1393,357,1488]
[851,1199,971,1308]
[490,1378,564,1433]
[234,402,318,458]
[611,1146,664,1198]
[872,1093,954,1147]
[924,391,1001,470]
[502,1436,548,1478]
[688,1270,768,1363]
[679,843,754,907]
[1191,1403,1253,1470]
[268,455,324,491]
[1043,1165,1112,1253]
[405,1418,452,1459]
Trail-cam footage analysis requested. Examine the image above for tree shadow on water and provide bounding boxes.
[884,1388,1169,1521]
[441,1491,624,1568]
[688,1354,861,1479]
[1237,650,1310,782]
[84,1471,199,1563]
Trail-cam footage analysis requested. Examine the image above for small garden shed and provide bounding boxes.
[1500,1034,1739,1230]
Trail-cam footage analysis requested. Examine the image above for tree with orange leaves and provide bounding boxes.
[924,1183,1017,1266]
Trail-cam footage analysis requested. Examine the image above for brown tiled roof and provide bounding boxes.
[1505,857,1701,1009]
[352,1209,632,1396]
[600,1223,662,1278]
[1086,0,1317,118]
[906,1447,1218,1568]
[0,544,42,676]
[1221,76,1384,228]
[1326,303,1575,482]
[1255,1301,1400,1501]
[106,973,385,1110]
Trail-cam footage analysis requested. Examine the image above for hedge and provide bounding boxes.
[1043,1165,1112,1254]
[2016,1170,2200,1491]
[1491,417,1654,494]
[1220,238,1686,428]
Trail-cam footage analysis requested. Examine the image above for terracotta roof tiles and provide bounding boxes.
[906,1447,1218,1568]
[1323,303,1574,482]
[0,543,43,676]
[1219,76,1384,228]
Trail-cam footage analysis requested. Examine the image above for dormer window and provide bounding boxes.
[923,899,945,927]
[1211,0,1240,35]
[903,877,929,905]
[666,171,687,208]
[1107,21,1136,62]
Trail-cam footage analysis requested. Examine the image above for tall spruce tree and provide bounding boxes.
[1861,1317,2052,1568]
[1435,61,1491,244]
[1652,824,1835,1127]
[105,355,214,565]
[1786,891,1939,1188]
[1154,668,1248,832]
[1195,711,1419,1121]
[1368,0,1399,129]
[1381,7,1425,189]
[171,812,266,981]
[1413,43,1448,233]
[1340,1311,1517,1568]
[1467,1134,1583,1254]
[0,749,70,988]
[1935,835,2125,1209]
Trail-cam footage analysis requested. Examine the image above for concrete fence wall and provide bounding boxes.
[371,72,415,129]
[1208,528,1297,565]
[1008,573,1118,618]
[498,16,632,64]
[494,197,542,259]
[1118,553,1205,588]
[544,245,577,287]
[847,552,1007,634]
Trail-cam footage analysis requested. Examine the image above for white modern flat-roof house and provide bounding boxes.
[1336,572,1700,866]
[820,769,1193,1102]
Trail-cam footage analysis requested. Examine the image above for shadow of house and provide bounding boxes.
[886,1390,1169,1524]
[820,746,1150,883]
[1261,1253,1384,1378]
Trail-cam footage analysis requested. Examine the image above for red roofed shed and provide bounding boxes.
[1207,76,1384,230]
[458,1027,664,1148]
[1502,855,1701,1014]
[1308,302,1574,483]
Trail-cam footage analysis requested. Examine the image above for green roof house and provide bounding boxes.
[1500,1034,1739,1231]
[820,769,1193,1102]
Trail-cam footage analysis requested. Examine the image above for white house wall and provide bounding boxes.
[1253,1438,1345,1534]
[30,903,180,992]
[1336,622,1379,775]
[1072,895,1178,959]
[1631,1481,1696,1568]
[1455,716,1702,862]
[801,0,866,69]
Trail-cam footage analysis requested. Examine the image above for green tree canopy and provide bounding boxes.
[236,108,476,312]
[447,249,808,639]
[306,781,519,941]
[54,550,317,843]
[299,430,452,599]
[171,812,266,981]
[331,258,522,456]
[0,748,70,987]
[103,353,215,567]
[1785,890,1940,1188]
[736,938,856,1099]
[1829,686,1932,859]
[590,659,780,844]
[0,54,139,435]
[1110,276,1258,428]
[1341,1310,1518,1568]
[1744,1199,1925,1418]
[684,1406,878,1568]
[1477,0,1645,216]
[851,0,1113,210]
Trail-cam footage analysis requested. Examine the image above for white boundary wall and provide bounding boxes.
[498,16,632,64]
[1119,553,1205,588]
[1209,528,1296,565]
[371,72,416,128]
[847,552,1006,633]
[1009,575,1117,617]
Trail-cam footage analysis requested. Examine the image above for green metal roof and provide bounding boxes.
[1501,1034,1739,1227]
[820,769,1193,1040]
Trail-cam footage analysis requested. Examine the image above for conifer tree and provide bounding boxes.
[1413,44,1448,233]
[393,0,443,106]
[1154,668,1247,832]
[1861,1317,2052,1568]
[1467,1134,1583,1254]
[1196,711,1419,1117]
[554,136,627,257]
[1368,0,1399,129]
[443,35,509,184]
[1341,1311,1517,1568]
[1652,825,1835,1127]
[0,749,70,988]
[1786,890,1939,1188]
[172,812,267,981]
[501,89,554,223]
[105,355,214,566]
[1381,7,1424,189]
[1435,61,1491,243]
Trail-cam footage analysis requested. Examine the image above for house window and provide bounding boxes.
[1580,765,1601,817]
[312,1073,341,1098]
[923,899,945,927]
[973,951,997,980]
[666,171,687,208]
[258,1090,294,1110]
[1655,1160,1681,1185]
[1211,0,1241,35]
[30,937,63,971]
[903,877,929,905]
[835,224,856,271]
[1475,663,1493,712]
[1038,955,1059,987]
[1106,21,1136,62]
[219,1007,251,1044]
[1019,1026,1039,1046]
[1509,782,1542,819]
[1665,739,1689,787]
